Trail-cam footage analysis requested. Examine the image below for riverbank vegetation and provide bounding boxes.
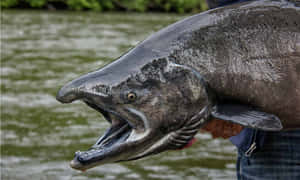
[1,0,208,13]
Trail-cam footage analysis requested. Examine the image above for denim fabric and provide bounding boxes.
[236,130,300,180]
[230,128,266,153]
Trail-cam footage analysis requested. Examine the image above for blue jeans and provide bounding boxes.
[236,130,300,180]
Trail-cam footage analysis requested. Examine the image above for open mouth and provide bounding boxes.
[70,101,133,170]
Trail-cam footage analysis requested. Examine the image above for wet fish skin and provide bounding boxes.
[56,0,300,171]
[167,0,300,128]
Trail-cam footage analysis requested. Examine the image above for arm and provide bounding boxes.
[201,118,243,138]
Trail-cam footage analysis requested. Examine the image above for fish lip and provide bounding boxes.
[69,100,135,170]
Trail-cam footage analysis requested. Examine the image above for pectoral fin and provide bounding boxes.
[211,103,282,131]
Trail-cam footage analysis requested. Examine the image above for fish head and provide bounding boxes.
[56,57,211,171]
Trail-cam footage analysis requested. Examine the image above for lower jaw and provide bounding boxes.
[70,128,133,170]
[70,157,84,170]
[70,151,105,171]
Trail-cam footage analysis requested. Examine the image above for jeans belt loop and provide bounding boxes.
[244,129,258,157]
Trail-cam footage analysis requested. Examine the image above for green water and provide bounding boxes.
[1,10,237,180]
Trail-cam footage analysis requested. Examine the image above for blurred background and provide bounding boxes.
[1,1,237,180]
[1,0,208,13]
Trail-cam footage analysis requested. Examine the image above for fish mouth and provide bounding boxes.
[70,101,134,171]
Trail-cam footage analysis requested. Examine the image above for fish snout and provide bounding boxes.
[56,72,111,104]
[56,81,82,103]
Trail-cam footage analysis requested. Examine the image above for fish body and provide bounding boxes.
[56,0,300,171]
[169,1,300,128]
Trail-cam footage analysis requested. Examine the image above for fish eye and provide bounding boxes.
[127,92,137,102]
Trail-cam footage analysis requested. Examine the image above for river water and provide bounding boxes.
[1,10,237,180]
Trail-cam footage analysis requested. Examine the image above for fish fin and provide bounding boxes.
[211,103,283,131]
